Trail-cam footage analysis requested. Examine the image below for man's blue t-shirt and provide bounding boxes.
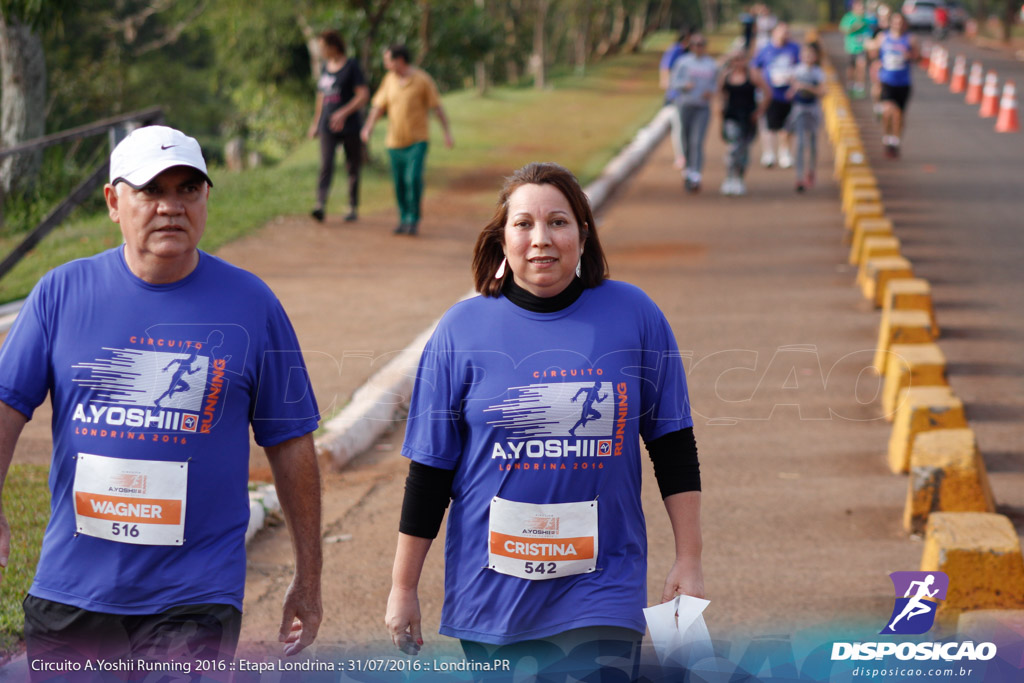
[753,42,802,101]
[402,281,693,644]
[0,247,320,614]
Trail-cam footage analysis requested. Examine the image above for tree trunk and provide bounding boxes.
[573,0,591,75]
[597,0,626,56]
[1001,0,1016,42]
[531,0,550,89]
[700,0,718,33]
[654,0,672,30]
[0,13,47,201]
[418,0,430,64]
[624,1,649,53]
[475,0,488,93]
[296,12,320,81]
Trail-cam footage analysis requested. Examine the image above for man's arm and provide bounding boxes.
[432,105,454,149]
[361,105,383,143]
[265,432,322,656]
[0,401,29,576]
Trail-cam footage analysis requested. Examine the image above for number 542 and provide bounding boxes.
[111,523,139,538]
[524,561,556,575]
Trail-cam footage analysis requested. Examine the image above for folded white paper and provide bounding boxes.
[643,595,713,668]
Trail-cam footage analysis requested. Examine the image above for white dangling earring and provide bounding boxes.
[576,251,583,278]
[495,257,506,279]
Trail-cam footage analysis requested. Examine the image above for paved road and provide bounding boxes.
[823,32,1024,534]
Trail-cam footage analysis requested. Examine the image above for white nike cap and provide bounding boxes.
[109,125,213,188]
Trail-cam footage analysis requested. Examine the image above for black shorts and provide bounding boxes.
[880,83,912,110]
[23,595,241,680]
[765,100,792,131]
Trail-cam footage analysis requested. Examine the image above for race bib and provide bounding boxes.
[488,497,598,580]
[73,453,188,546]
[882,50,907,72]
[768,61,793,88]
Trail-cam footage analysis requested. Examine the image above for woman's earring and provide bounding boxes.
[576,251,583,278]
[495,257,506,279]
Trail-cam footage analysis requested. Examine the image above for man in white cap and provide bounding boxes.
[0,125,323,673]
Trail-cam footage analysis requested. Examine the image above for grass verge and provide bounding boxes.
[0,465,50,655]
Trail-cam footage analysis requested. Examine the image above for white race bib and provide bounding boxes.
[882,51,907,72]
[73,453,188,546]
[487,497,598,580]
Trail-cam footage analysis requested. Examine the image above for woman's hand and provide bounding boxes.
[661,556,705,604]
[307,123,318,139]
[385,585,423,655]
[329,110,348,132]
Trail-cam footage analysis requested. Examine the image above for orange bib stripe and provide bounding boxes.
[489,532,595,561]
[74,492,182,525]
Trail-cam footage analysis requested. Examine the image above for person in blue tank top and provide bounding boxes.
[0,126,323,673]
[385,163,704,679]
[873,12,918,158]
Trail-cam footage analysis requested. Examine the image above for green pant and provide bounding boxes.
[387,141,428,226]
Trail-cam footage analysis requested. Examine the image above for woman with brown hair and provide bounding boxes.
[307,30,368,222]
[385,162,704,677]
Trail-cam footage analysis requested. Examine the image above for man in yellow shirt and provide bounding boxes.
[361,44,454,235]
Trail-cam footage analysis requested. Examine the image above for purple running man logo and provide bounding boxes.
[880,571,948,635]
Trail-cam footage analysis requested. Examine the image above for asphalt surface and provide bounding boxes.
[822,32,1024,535]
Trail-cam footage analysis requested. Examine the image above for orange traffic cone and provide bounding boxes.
[927,46,940,80]
[995,81,1020,133]
[935,49,949,84]
[949,55,967,93]
[919,42,931,71]
[965,62,984,105]
[979,71,1000,118]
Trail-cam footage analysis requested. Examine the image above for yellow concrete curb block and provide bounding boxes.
[957,609,1024,645]
[861,256,913,308]
[921,513,1024,621]
[887,386,965,473]
[856,237,903,285]
[849,218,894,265]
[904,429,996,534]
[845,201,884,231]
[842,176,879,212]
[843,187,882,215]
[883,278,940,336]
[835,145,868,180]
[873,308,937,373]
[883,343,947,419]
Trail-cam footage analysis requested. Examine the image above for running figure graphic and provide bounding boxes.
[568,381,608,437]
[888,574,939,631]
[154,350,202,408]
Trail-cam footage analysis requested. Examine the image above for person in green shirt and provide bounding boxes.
[840,1,875,97]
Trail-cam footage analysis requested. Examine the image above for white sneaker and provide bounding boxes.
[734,178,747,195]
[778,148,793,169]
[720,177,735,195]
[760,151,776,168]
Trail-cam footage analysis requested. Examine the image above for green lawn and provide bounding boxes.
[0,46,665,304]
[0,465,49,655]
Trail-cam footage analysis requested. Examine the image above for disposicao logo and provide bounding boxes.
[830,570,998,663]
[880,571,948,635]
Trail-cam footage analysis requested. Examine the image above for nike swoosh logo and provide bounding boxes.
[161,144,176,150]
